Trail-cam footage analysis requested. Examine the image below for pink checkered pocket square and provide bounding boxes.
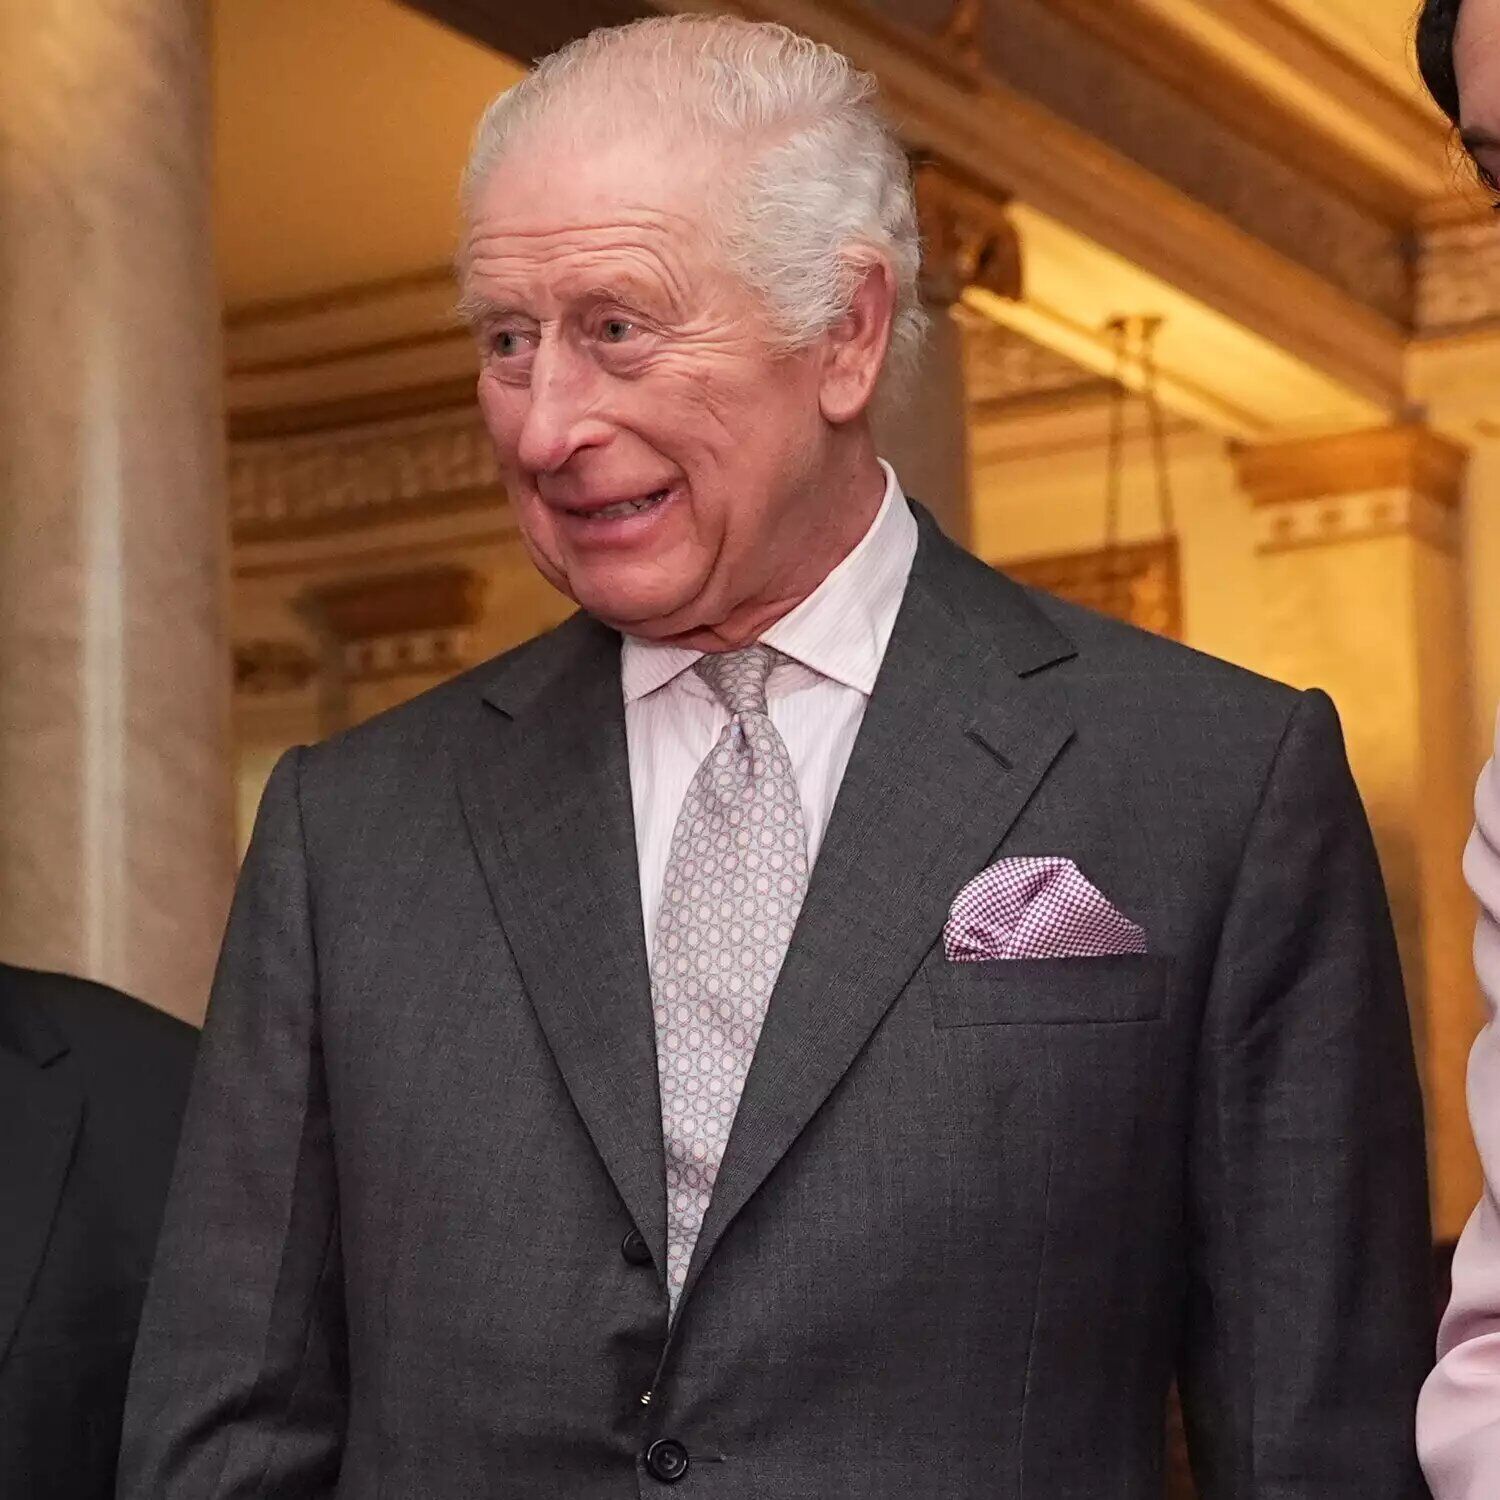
[944,856,1149,962]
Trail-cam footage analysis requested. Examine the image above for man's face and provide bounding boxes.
[1458,0,1500,182]
[463,136,838,643]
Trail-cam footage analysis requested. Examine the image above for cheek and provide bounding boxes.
[646,358,810,472]
[477,379,526,470]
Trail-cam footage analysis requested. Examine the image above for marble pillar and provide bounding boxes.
[1236,425,1482,1240]
[871,159,1023,548]
[0,0,234,1022]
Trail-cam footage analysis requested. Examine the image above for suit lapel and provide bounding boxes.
[677,517,1077,1309]
[454,613,667,1263]
[0,1004,81,1366]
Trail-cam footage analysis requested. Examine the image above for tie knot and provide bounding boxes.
[694,644,782,716]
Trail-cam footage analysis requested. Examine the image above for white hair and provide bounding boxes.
[460,15,928,387]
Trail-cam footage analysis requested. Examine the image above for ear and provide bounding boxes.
[817,256,898,425]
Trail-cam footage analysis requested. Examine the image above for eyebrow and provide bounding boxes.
[1462,128,1500,153]
[454,288,522,329]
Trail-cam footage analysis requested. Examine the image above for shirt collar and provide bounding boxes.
[621,461,917,705]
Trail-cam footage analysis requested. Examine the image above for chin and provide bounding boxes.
[566,571,704,639]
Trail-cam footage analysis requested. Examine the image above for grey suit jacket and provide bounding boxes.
[119,511,1432,1499]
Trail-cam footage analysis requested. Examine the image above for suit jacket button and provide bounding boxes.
[644,1439,689,1483]
[621,1228,652,1266]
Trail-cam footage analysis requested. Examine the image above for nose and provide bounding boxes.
[515,336,608,477]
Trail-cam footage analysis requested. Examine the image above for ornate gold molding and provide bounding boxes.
[302,565,488,642]
[229,406,504,544]
[959,308,1101,409]
[224,266,458,332]
[1001,537,1181,639]
[338,630,479,684]
[233,640,318,696]
[1253,492,1461,556]
[658,0,1406,421]
[1235,424,1469,556]
[300,565,490,686]
[1032,0,1448,221]
[912,158,1023,308]
[1234,424,1468,509]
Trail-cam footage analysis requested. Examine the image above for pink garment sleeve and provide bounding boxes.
[1418,712,1500,1499]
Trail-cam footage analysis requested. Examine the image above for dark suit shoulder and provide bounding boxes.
[0,963,196,1077]
[297,608,598,787]
[919,515,1300,739]
[0,966,196,1243]
[1024,583,1298,720]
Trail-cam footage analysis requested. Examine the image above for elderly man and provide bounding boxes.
[120,16,1433,1498]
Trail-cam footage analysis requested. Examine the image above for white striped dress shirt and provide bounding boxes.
[623,463,918,950]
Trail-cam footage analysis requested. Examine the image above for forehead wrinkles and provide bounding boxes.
[466,208,713,315]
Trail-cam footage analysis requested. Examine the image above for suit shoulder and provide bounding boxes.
[0,963,197,1086]
[297,611,592,786]
[1016,581,1301,726]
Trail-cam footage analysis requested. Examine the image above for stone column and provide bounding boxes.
[0,1,233,1022]
[872,159,1022,548]
[1235,424,1482,1240]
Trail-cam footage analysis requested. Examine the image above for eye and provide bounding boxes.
[492,329,532,359]
[600,317,636,344]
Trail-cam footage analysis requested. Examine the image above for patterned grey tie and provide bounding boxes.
[651,644,811,1303]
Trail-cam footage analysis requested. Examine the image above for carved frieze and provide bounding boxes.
[338,628,478,684]
[300,565,490,686]
[912,157,1023,308]
[229,406,504,543]
[232,639,318,696]
[1235,424,1468,555]
[1253,491,1460,556]
[959,309,1100,408]
[1234,423,1468,507]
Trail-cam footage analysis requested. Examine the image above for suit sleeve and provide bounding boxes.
[1418,724,1500,1500]
[1178,689,1433,1500]
[118,748,347,1497]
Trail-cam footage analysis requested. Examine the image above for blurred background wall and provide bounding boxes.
[2,0,1494,1309]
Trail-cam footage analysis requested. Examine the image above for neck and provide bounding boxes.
[667,441,887,653]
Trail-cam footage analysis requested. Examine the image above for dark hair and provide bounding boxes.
[1418,0,1464,126]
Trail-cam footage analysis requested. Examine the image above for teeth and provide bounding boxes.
[589,490,668,521]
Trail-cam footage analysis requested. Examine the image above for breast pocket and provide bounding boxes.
[925,953,1170,1028]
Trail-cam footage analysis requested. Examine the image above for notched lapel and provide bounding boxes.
[454,615,667,1266]
[677,525,1077,1309]
[0,1039,81,1365]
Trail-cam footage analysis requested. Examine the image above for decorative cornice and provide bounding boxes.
[224,263,477,424]
[913,157,1023,308]
[299,565,490,686]
[229,405,503,543]
[224,266,458,331]
[1254,490,1461,556]
[301,564,488,643]
[233,639,318,696]
[228,377,479,443]
[1234,424,1469,509]
[655,0,1405,420]
[959,310,1099,407]
[339,629,479,684]
[1032,0,1449,220]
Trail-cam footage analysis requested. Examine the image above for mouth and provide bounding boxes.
[553,487,674,524]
